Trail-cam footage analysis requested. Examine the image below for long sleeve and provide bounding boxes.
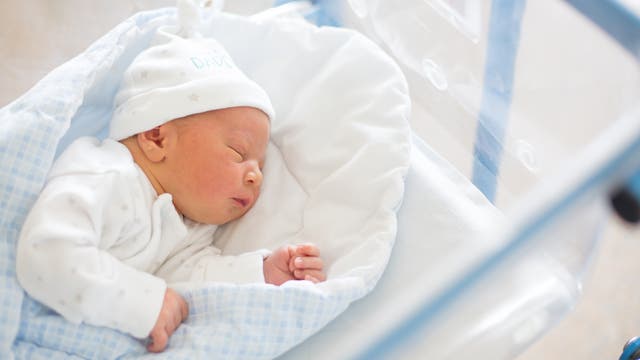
[154,221,269,285]
[16,170,166,339]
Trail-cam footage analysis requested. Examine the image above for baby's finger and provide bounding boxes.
[287,245,297,258]
[294,269,326,282]
[289,256,297,273]
[286,246,298,273]
[295,243,320,257]
[310,270,326,281]
[181,299,189,321]
[172,308,182,330]
[147,329,168,353]
[293,256,323,270]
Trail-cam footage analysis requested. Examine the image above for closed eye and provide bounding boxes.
[229,146,244,160]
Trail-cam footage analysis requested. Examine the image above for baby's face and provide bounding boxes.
[166,106,270,225]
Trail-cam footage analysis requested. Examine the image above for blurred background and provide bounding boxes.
[1,1,639,359]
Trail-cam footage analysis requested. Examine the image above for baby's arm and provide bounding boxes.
[16,173,167,340]
[263,244,326,285]
[154,222,268,284]
[155,223,325,286]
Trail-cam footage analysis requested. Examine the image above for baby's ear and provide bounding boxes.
[136,124,175,163]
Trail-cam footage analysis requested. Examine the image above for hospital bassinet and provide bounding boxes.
[275,1,640,359]
[1,1,640,359]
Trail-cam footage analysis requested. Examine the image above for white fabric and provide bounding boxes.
[16,136,266,338]
[279,135,506,359]
[109,27,275,140]
[157,219,269,285]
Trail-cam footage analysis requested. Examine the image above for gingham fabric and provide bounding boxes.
[0,7,411,359]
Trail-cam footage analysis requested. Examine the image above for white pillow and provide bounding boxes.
[205,14,412,289]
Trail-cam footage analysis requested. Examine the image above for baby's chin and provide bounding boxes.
[193,209,249,226]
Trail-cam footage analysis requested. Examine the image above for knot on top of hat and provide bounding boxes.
[177,0,201,37]
[176,0,225,37]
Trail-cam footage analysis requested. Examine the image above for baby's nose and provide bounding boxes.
[245,166,263,187]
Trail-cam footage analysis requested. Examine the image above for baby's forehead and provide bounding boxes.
[184,106,268,123]
[175,108,269,139]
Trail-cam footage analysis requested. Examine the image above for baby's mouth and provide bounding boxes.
[232,197,248,207]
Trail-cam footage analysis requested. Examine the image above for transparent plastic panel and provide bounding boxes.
[353,0,491,180]
[498,0,640,207]
[341,0,640,208]
[375,195,607,360]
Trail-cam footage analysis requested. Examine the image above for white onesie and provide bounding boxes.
[16,137,266,339]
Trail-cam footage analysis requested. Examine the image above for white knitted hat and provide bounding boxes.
[109,27,274,140]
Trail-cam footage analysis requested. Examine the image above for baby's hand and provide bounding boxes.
[147,288,189,353]
[288,244,326,282]
[263,243,326,286]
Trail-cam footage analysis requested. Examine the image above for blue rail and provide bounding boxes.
[471,0,640,202]
[565,0,640,60]
[471,0,526,202]
[620,336,640,360]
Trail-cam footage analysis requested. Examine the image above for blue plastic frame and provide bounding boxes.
[620,336,640,360]
[565,0,640,60]
[471,0,526,202]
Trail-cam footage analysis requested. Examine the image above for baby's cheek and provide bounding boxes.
[198,172,224,195]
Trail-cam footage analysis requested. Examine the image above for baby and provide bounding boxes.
[16,28,325,352]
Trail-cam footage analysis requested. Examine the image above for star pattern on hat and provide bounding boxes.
[188,93,200,102]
